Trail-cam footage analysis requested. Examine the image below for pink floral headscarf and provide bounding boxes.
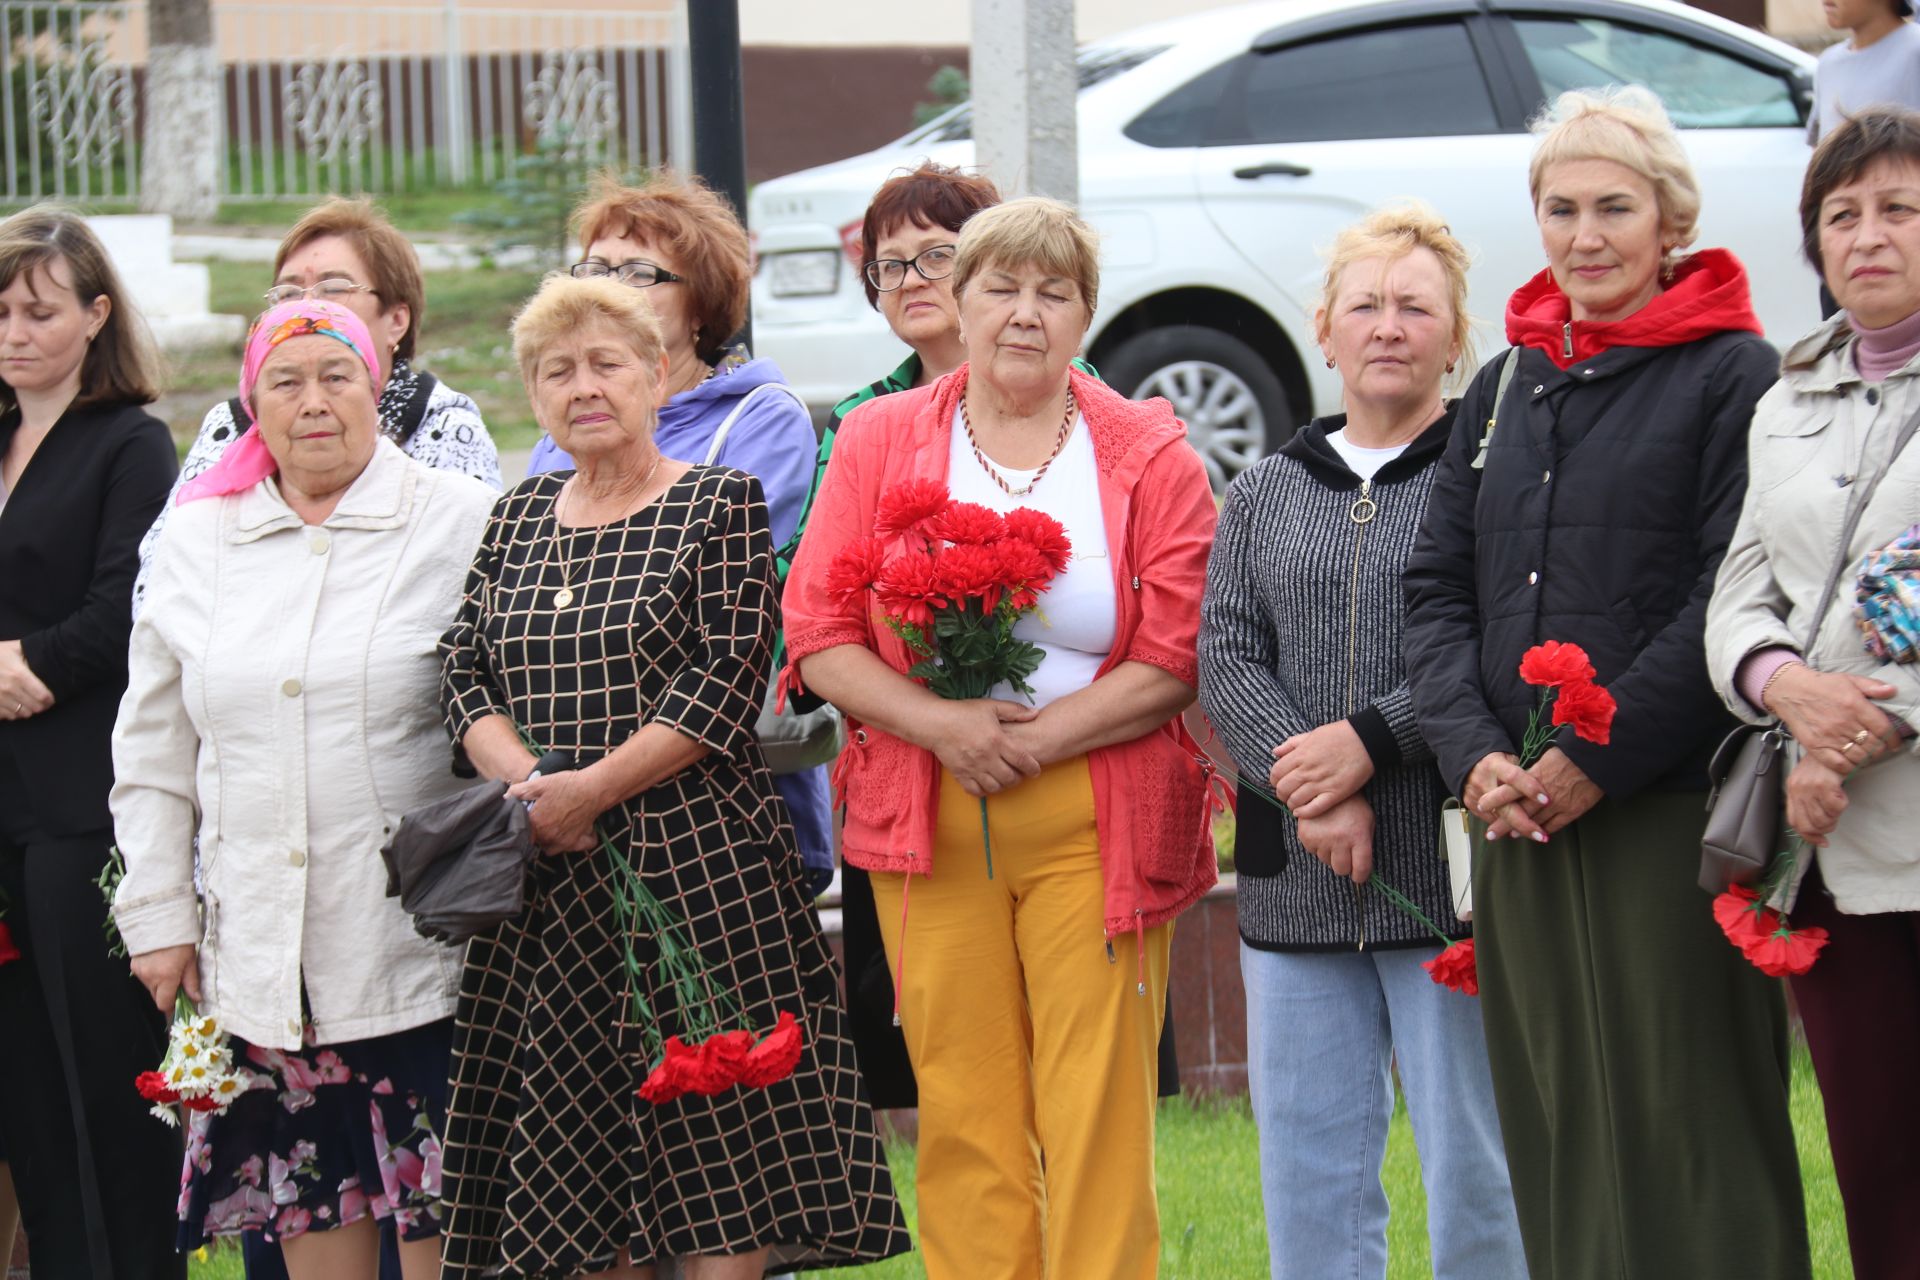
[175,299,385,505]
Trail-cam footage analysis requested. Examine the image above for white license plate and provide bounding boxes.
[769,250,839,297]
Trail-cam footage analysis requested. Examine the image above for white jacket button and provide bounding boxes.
[288,1018,302,1037]
[289,848,306,868]
[308,530,331,555]
[281,678,302,697]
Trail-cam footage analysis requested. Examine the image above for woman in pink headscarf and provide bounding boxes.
[108,300,499,1280]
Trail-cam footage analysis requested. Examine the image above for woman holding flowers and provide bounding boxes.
[0,207,182,1278]
[783,196,1219,1280]
[1199,203,1525,1280]
[111,298,498,1279]
[1706,107,1920,1280]
[435,273,906,1280]
[1403,86,1811,1278]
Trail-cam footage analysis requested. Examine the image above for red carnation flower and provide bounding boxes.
[1712,885,1779,951]
[135,1070,180,1105]
[874,549,947,632]
[1743,923,1830,978]
[0,922,18,967]
[1421,938,1479,996]
[933,542,1007,610]
[686,1029,755,1096]
[930,502,1007,547]
[1551,679,1616,745]
[737,1012,806,1089]
[995,539,1055,612]
[1519,641,1597,688]
[183,1095,222,1114]
[824,535,889,607]
[1003,508,1071,576]
[638,1036,700,1105]
[875,480,952,540]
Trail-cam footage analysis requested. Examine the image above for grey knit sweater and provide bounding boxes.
[1198,410,1465,951]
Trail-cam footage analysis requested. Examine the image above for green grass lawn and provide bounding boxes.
[185,1041,1850,1280]
[161,258,547,457]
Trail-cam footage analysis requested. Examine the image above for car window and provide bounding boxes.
[912,44,1170,144]
[1512,15,1800,128]
[1128,21,1499,148]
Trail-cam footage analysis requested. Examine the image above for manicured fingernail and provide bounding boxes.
[1533,831,1548,843]
[1538,793,1550,805]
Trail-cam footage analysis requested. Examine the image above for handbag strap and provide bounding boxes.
[701,381,809,466]
[1802,400,1920,657]
[1470,347,1522,469]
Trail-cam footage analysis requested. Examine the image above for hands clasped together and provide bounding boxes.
[1765,666,1905,848]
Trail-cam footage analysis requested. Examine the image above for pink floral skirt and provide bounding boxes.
[176,1017,452,1249]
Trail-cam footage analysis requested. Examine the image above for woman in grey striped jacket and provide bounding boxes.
[1197,204,1523,1280]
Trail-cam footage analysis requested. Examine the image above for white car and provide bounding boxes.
[749,0,1820,490]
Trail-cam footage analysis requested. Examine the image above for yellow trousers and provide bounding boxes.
[870,756,1170,1280]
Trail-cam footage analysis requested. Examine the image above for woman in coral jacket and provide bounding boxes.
[781,197,1218,1280]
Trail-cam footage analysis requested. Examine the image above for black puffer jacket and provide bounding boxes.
[1404,254,1780,801]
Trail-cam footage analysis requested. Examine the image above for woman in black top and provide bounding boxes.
[0,207,182,1277]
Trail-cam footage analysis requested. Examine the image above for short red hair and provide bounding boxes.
[858,162,1002,310]
[573,171,749,364]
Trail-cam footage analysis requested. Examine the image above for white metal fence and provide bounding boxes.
[2,0,689,205]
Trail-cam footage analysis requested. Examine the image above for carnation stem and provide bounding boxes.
[979,797,995,880]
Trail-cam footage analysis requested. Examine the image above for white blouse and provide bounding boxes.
[111,440,497,1049]
[948,409,1115,708]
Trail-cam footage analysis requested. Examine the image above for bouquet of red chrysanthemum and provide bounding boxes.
[1711,843,1829,978]
[826,480,1073,875]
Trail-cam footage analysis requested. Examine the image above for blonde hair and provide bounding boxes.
[0,205,160,414]
[952,196,1101,318]
[1314,201,1475,376]
[511,273,664,386]
[1528,86,1701,258]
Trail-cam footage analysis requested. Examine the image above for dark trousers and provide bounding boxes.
[1475,790,1811,1280]
[1789,861,1920,1280]
[0,804,182,1279]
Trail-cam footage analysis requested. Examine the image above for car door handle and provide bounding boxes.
[1233,161,1312,180]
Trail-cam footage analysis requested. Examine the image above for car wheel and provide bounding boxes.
[1103,326,1292,492]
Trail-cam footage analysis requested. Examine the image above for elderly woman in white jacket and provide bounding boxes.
[1705,109,1920,1280]
[110,299,494,1280]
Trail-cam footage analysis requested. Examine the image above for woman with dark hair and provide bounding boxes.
[1707,107,1920,1280]
[0,205,183,1278]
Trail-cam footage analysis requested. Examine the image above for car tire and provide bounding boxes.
[1102,326,1293,493]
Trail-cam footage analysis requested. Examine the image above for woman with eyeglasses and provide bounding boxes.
[529,173,834,898]
[133,197,502,616]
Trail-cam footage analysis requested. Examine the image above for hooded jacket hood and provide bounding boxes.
[1505,248,1763,369]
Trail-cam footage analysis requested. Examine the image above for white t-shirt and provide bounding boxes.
[1325,428,1409,480]
[948,409,1114,709]
[1811,21,1920,141]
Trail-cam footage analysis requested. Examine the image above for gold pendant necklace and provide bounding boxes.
[544,452,663,608]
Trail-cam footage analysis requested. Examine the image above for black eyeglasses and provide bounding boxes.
[864,243,957,292]
[570,260,686,288]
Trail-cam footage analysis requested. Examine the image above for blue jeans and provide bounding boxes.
[1241,942,1526,1280]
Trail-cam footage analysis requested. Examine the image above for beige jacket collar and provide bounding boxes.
[229,437,415,542]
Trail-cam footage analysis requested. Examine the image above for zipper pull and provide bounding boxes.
[1562,320,1574,359]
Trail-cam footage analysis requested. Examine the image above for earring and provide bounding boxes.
[1445,362,1455,374]
[1325,357,1335,369]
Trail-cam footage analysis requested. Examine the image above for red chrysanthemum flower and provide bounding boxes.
[824,535,889,607]
[874,480,952,540]
[737,1012,806,1089]
[1518,640,1597,688]
[1003,507,1072,576]
[1743,923,1830,978]
[874,549,947,632]
[637,1036,699,1105]
[995,539,1055,612]
[1712,884,1779,951]
[0,922,18,966]
[1551,679,1616,745]
[933,542,1006,610]
[929,501,1007,547]
[685,1029,755,1096]
[135,1070,180,1105]
[1421,938,1479,996]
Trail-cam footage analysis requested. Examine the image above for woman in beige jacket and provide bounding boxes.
[1705,109,1920,1280]
[110,300,495,1280]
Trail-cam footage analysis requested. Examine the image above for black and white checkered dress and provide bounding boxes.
[436,466,908,1277]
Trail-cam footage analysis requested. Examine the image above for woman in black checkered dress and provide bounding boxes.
[435,275,908,1278]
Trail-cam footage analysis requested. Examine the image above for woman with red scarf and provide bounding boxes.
[1403,87,1811,1278]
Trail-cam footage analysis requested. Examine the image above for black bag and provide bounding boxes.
[379,778,539,943]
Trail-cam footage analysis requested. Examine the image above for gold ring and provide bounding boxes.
[1853,728,1872,745]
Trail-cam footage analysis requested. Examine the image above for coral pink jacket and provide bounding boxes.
[782,365,1221,940]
